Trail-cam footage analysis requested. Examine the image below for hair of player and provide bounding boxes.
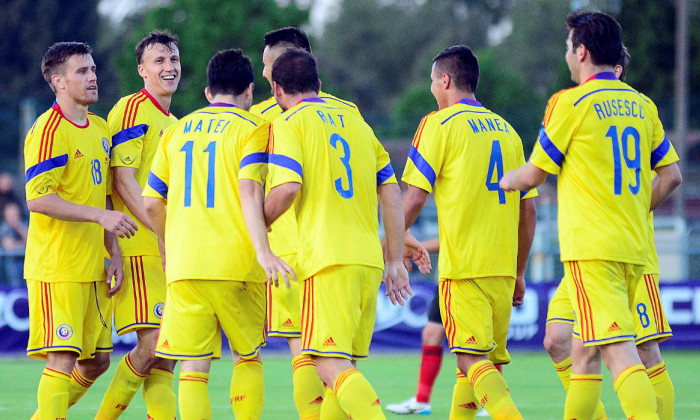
[566,10,623,67]
[135,29,179,64]
[263,27,311,52]
[271,49,320,95]
[207,49,254,97]
[41,42,93,93]
[617,45,630,82]
[433,45,480,93]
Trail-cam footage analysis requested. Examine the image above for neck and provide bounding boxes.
[209,94,248,110]
[442,90,475,110]
[282,91,318,110]
[55,97,89,125]
[144,85,171,112]
[578,63,615,85]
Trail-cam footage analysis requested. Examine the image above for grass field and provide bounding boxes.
[2,350,699,419]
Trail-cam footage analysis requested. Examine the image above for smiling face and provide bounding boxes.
[55,53,98,106]
[138,42,181,97]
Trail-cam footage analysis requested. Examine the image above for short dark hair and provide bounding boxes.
[271,49,319,95]
[263,27,311,52]
[617,45,630,82]
[135,29,179,64]
[207,49,254,96]
[566,10,623,67]
[433,45,479,93]
[41,42,93,92]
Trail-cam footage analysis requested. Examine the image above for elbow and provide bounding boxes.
[671,171,683,190]
[26,198,47,215]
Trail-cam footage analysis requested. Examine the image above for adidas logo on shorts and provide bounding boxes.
[465,336,477,345]
[323,337,336,346]
[608,322,622,332]
[283,318,294,327]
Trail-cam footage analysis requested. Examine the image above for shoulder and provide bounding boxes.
[317,91,359,111]
[110,91,146,115]
[250,97,280,118]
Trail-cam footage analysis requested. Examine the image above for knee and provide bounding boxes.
[421,322,445,346]
[636,341,662,369]
[543,333,568,359]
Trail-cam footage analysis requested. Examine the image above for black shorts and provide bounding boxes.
[428,291,442,324]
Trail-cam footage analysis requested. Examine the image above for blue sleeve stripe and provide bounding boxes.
[537,125,564,167]
[112,124,149,148]
[408,146,436,188]
[25,154,68,183]
[268,154,303,178]
[147,172,168,199]
[650,134,671,168]
[240,152,268,170]
[376,163,395,185]
[520,190,529,198]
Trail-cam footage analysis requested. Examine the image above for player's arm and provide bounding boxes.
[379,182,414,306]
[104,195,123,297]
[27,194,137,238]
[514,197,537,307]
[651,162,682,211]
[113,167,154,230]
[500,162,548,192]
[263,182,301,228]
[403,185,428,230]
[143,197,166,242]
[421,237,439,253]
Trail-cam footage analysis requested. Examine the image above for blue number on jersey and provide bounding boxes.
[330,133,354,198]
[486,140,506,204]
[180,141,217,208]
[607,125,641,195]
[204,141,216,208]
[90,159,102,185]
[180,141,194,207]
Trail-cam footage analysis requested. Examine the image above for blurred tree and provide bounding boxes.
[114,0,309,117]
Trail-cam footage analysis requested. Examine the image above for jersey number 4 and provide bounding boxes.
[486,140,506,204]
[180,140,216,208]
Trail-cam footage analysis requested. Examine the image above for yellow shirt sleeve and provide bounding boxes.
[402,114,443,193]
[644,97,680,169]
[529,94,578,175]
[238,122,270,184]
[142,129,170,199]
[268,121,303,188]
[110,121,147,169]
[374,137,397,186]
[25,127,69,200]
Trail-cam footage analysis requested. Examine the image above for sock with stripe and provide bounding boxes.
[647,362,673,420]
[449,369,478,420]
[231,359,264,419]
[320,386,348,420]
[467,360,522,420]
[554,357,607,419]
[30,366,96,420]
[614,365,658,420]
[179,371,211,420]
[143,368,176,420]
[37,368,70,420]
[97,353,147,419]
[334,368,384,420]
[564,373,603,420]
[416,345,443,403]
[292,355,324,419]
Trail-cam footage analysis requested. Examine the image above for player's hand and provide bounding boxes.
[257,251,296,289]
[98,210,138,238]
[513,274,526,307]
[384,261,413,306]
[106,257,123,297]
[403,231,432,275]
[158,238,166,272]
[499,171,516,192]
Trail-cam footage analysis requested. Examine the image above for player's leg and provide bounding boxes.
[288,336,325,419]
[634,273,674,420]
[39,351,79,420]
[387,291,445,415]
[564,337,604,420]
[179,358,213,420]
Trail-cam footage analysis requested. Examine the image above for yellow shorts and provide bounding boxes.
[632,274,672,344]
[156,280,266,360]
[267,254,301,338]
[546,279,575,325]
[114,255,166,335]
[565,260,643,347]
[301,265,382,360]
[27,280,112,360]
[439,277,514,363]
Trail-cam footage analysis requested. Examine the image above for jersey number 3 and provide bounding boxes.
[330,133,354,198]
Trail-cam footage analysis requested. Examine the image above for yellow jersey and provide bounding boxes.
[402,98,537,280]
[108,89,178,257]
[267,97,396,280]
[142,103,269,284]
[530,72,679,264]
[24,103,111,283]
[251,92,363,258]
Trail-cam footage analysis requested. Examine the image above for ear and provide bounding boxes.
[204,87,214,103]
[273,81,283,99]
[51,74,63,92]
[246,82,254,99]
[318,80,322,93]
[577,44,588,62]
[137,64,146,78]
[442,73,451,89]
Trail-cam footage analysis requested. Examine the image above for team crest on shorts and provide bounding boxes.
[154,302,165,319]
[102,137,110,154]
[56,324,73,340]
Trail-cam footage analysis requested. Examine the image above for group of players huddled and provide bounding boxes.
[23,8,681,420]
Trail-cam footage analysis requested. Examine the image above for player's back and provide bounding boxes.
[405,99,531,280]
[269,98,390,279]
[150,104,268,283]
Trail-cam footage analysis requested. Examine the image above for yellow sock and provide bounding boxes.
[97,354,147,419]
[179,371,211,420]
[320,386,348,420]
[614,365,658,420]
[647,362,674,420]
[30,366,95,420]
[37,368,70,420]
[450,369,478,420]
[143,368,176,420]
[231,358,264,419]
[334,368,384,420]
[564,373,602,420]
[554,358,607,419]
[292,355,324,420]
[467,360,522,420]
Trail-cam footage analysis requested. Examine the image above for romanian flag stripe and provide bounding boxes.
[128,96,148,128]
[140,256,148,323]
[40,111,60,162]
[122,93,144,129]
[130,257,140,323]
[649,275,665,332]
[412,117,428,149]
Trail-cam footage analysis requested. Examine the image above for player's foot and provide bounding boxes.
[477,407,490,417]
[386,397,431,415]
